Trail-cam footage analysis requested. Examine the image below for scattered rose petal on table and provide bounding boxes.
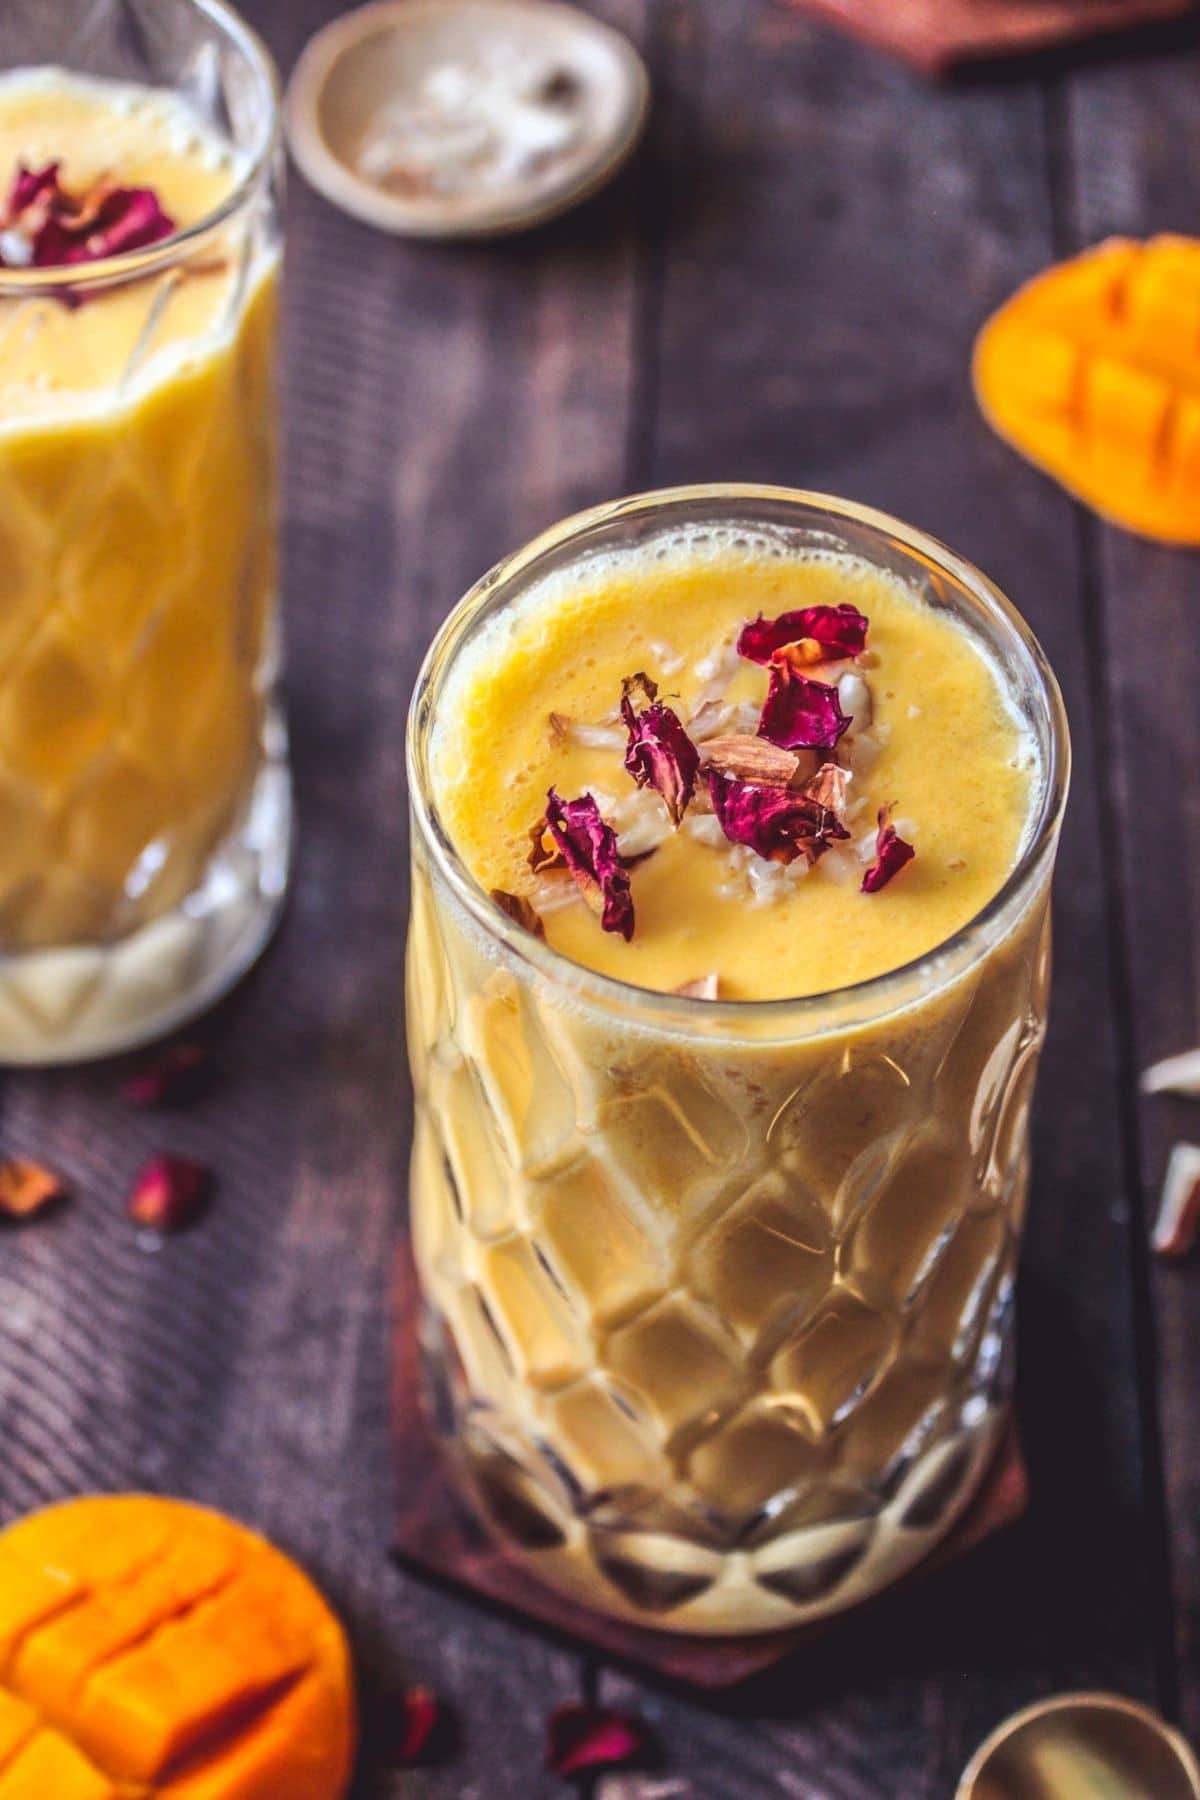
[1152,1143,1200,1258]
[861,803,916,893]
[388,1685,442,1766]
[121,1043,211,1108]
[0,1158,67,1220]
[127,1156,211,1232]
[545,1702,649,1779]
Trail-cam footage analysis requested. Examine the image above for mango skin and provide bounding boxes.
[0,1496,356,1800]
[973,235,1200,545]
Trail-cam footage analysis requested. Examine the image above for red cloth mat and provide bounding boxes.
[790,0,1192,76]
[392,1245,1028,1688]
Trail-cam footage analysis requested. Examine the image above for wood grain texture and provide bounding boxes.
[1056,32,1200,1742]
[0,2,1195,1797]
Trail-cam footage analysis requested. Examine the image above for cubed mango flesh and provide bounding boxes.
[0,1496,355,1799]
[973,234,1200,542]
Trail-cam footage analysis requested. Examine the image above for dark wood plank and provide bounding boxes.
[595,3,1171,1793]
[1057,30,1200,1740]
[0,0,646,1793]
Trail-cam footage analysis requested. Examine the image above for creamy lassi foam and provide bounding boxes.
[410,505,1060,1633]
[0,67,282,1056]
[433,527,1037,1000]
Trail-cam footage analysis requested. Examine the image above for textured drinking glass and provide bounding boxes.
[0,0,288,1062]
[406,487,1069,1636]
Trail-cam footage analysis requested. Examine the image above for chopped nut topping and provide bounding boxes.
[490,888,545,938]
[674,973,720,999]
[547,711,569,746]
[1152,1143,1200,1258]
[699,734,804,786]
[1142,1048,1200,1099]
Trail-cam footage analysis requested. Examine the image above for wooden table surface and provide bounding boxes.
[3,4,1199,1795]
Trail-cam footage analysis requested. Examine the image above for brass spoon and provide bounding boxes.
[957,1692,1200,1800]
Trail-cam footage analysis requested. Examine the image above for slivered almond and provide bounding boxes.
[1152,1142,1200,1257]
[673,973,720,1000]
[698,736,802,786]
[1142,1047,1200,1098]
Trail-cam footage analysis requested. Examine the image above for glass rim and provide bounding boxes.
[408,483,1071,1037]
[0,0,280,293]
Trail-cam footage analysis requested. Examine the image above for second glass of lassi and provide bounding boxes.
[0,0,287,1061]
[406,486,1069,1636]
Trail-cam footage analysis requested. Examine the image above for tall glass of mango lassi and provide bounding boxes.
[0,0,287,1061]
[406,487,1069,1636]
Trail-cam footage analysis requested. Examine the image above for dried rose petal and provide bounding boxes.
[621,695,700,826]
[738,603,869,666]
[0,1158,67,1220]
[544,790,634,940]
[674,973,720,999]
[121,1043,210,1108]
[707,768,849,866]
[621,671,659,706]
[528,816,562,873]
[388,1686,442,1767]
[490,888,545,939]
[126,1156,211,1232]
[758,668,850,751]
[1,162,175,269]
[1152,1143,1200,1259]
[861,805,916,894]
[544,1702,648,1780]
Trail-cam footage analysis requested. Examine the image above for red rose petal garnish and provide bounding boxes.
[621,694,700,827]
[861,804,916,894]
[0,1158,67,1220]
[738,603,869,666]
[544,1702,648,1779]
[388,1686,442,1767]
[126,1156,211,1232]
[1,162,174,269]
[544,790,634,940]
[121,1043,210,1108]
[707,768,849,866]
[757,667,850,751]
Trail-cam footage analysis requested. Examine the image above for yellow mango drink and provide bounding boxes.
[0,4,287,1063]
[407,488,1069,1635]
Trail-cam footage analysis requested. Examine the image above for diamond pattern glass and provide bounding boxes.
[0,0,289,1061]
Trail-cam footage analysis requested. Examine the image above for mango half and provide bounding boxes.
[973,234,1200,544]
[0,1495,355,1799]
